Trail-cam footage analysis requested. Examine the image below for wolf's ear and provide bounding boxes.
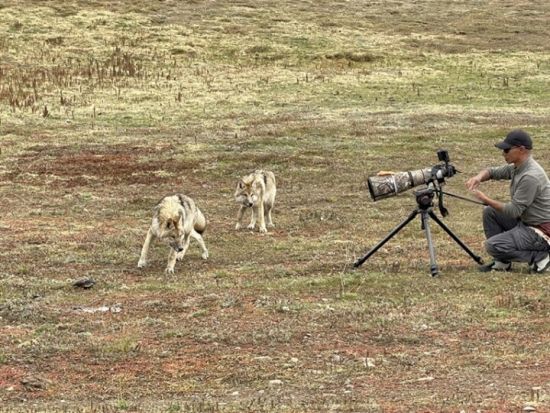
[237,180,244,189]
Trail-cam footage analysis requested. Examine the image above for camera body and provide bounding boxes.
[437,149,450,163]
[431,150,456,184]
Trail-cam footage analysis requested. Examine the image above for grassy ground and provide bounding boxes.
[0,1,549,412]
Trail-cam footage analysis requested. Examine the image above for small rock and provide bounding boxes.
[72,278,96,289]
[269,379,283,387]
[253,356,272,362]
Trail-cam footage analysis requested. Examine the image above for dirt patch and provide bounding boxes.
[11,144,204,187]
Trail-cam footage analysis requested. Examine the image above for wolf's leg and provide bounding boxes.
[191,230,209,259]
[176,234,192,261]
[265,203,275,228]
[165,249,177,274]
[257,202,267,233]
[138,228,154,268]
[235,205,246,230]
[248,206,258,230]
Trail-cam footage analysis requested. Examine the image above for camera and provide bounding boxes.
[367,149,456,201]
[355,149,484,276]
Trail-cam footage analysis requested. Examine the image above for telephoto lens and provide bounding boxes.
[367,168,432,201]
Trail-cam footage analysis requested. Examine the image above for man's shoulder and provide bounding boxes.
[520,158,549,185]
[525,157,548,175]
[529,157,547,169]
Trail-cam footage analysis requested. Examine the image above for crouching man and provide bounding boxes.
[466,129,550,274]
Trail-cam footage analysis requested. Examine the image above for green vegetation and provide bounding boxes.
[0,0,549,412]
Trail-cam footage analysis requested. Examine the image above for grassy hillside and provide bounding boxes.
[0,1,549,411]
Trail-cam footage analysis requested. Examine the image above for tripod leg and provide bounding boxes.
[354,209,418,268]
[421,211,439,277]
[428,211,484,264]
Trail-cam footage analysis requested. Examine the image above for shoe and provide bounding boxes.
[478,261,512,273]
[529,256,550,274]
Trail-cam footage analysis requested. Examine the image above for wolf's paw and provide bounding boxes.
[235,223,242,230]
[202,250,209,260]
[176,252,185,261]
[165,267,175,275]
[267,223,275,228]
[137,259,147,268]
[247,223,255,230]
[259,226,267,233]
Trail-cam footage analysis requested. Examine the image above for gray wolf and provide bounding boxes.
[234,170,276,233]
[138,194,208,274]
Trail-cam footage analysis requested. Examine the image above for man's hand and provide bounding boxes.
[466,169,490,191]
[471,189,488,203]
[471,189,503,211]
[466,176,482,191]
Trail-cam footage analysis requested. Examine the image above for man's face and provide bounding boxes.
[502,146,524,164]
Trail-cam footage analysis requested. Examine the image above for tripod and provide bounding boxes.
[353,188,484,276]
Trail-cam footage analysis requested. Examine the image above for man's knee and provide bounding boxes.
[482,206,496,223]
[485,238,498,256]
[485,234,511,255]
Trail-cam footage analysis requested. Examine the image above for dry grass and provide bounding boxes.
[0,1,549,412]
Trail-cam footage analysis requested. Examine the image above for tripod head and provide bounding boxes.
[415,188,436,210]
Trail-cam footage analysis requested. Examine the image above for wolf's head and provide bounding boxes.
[234,177,260,208]
[154,198,185,252]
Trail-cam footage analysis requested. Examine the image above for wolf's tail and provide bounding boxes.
[194,208,207,234]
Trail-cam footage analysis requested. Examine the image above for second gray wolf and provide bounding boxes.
[138,194,208,274]
[234,170,276,233]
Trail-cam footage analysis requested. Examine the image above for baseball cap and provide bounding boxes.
[495,129,533,150]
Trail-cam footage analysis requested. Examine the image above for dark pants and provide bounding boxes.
[483,207,549,264]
